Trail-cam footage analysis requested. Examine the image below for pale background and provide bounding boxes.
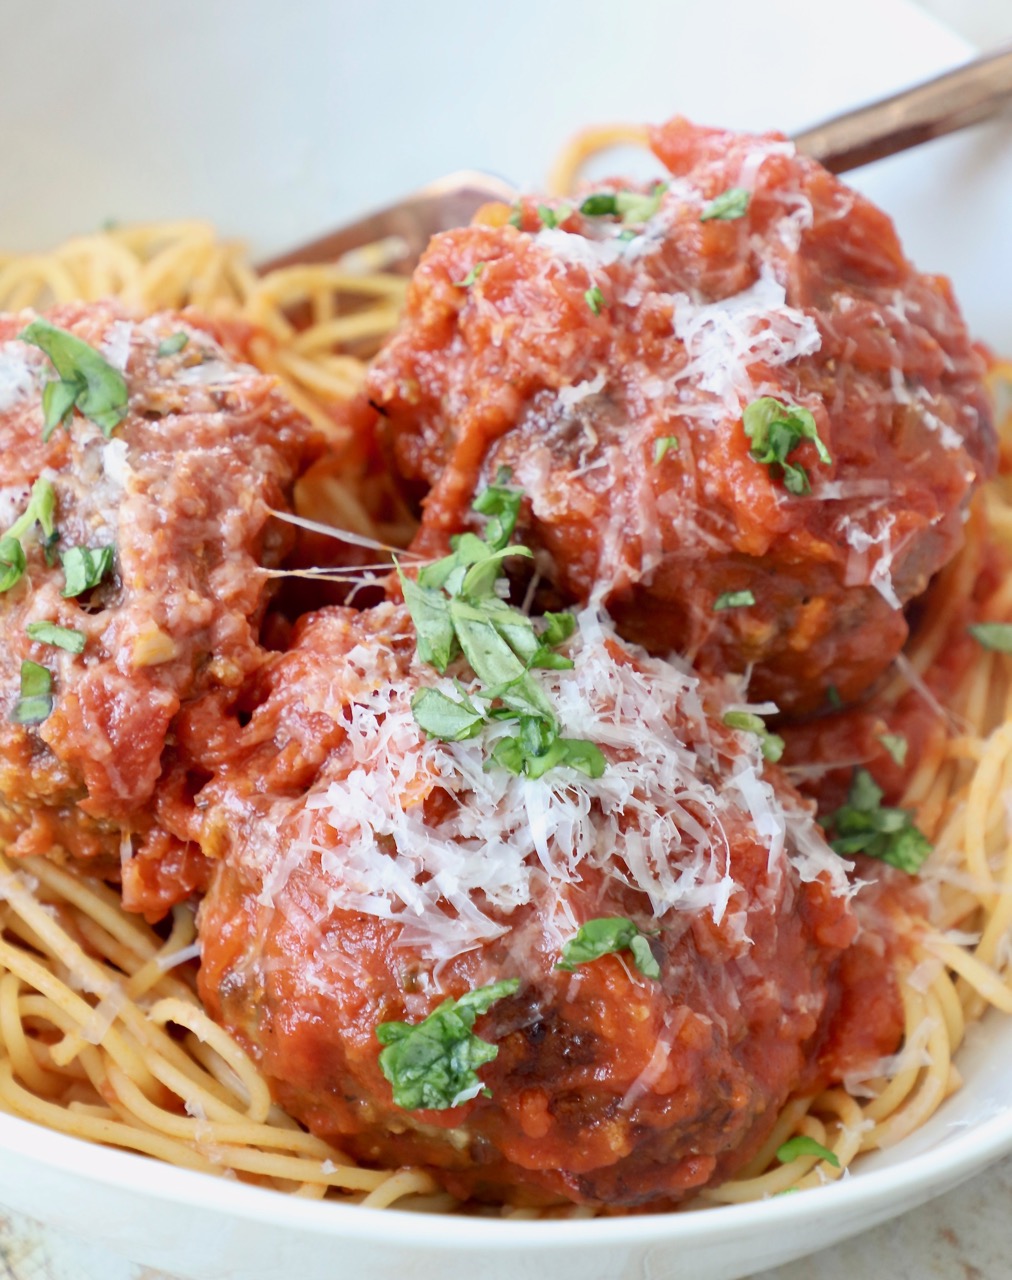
[0,0,1009,1277]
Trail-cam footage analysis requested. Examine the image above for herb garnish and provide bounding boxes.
[157,332,189,357]
[722,710,785,763]
[60,545,114,598]
[585,285,606,316]
[536,203,572,230]
[0,539,26,594]
[0,478,58,594]
[556,918,661,979]
[700,187,750,222]
[453,262,486,289]
[579,183,668,225]
[743,396,831,496]
[399,475,605,780]
[969,622,1012,653]
[826,768,931,874]
[878,733,908,767]
[11,660,53,725]
[19,319,128,441]
[653,436,679,465]
[776,1136,840,1168]
[375,978,519,1110]
[714,589,756,611]
[25,621,86,654]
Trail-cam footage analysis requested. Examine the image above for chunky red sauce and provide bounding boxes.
[368,118,994,716]
[0,302,317,916]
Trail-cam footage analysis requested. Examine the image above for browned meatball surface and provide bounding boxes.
[193,601,890,1208]
[0,302,316,915]
[367,118,995,714]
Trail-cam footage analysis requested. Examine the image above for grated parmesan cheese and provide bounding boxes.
[240,607,850,965]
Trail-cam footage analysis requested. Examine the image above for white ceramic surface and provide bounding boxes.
[0,2,1011,1278]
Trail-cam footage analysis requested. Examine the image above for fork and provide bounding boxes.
[261,43,1012,275]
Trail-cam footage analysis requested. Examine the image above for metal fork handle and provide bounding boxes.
[260,170,517,273]
[793,44,1012,173]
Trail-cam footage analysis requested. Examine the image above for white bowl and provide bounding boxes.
[2,3,1012,1278]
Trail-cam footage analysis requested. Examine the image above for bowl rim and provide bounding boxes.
[1,1070,1010,1251]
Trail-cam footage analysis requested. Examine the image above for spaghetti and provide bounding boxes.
[0,191,1009,1211]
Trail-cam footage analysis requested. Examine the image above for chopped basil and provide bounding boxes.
[826,768,931,874]
[878,733,908,767]
[714,589,756,611]
[0,537,26,594]
[452,262,485,289]
[6,477,57,544]
[536,203,571,230]
[580,184,667,225]
[969,622,1012,653]
[157,332,189,357]
[776,1136,840,1168]
[471,471,522,550]
[585,285,605,316]
[825,684,843,710]
[25,621,86,654]
[700,187,750,222]
[743,396,831,495]
[60,545,114,598]
[410,686,484,741]
[723,710,785,763]
[556,917,660,979]
[376,978,519,1110]
[19,319,128,440]
[507,205,523,229]
[579,193,619,217]
[491,719,606,780]
[0,479,58,594]
[653,436,679,465]
[11,660,53,725]
[400,478,604,779]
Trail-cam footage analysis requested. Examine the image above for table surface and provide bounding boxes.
[2,1,1011,1277]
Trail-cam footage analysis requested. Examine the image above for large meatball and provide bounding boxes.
[368,118,995,715]
[0,302,316,915]
[193,601,892,1208]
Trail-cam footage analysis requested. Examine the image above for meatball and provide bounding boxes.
[193,601,884,1208]
[368,117,995,715]
[0,302,316,915]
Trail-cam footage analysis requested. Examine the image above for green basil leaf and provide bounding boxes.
[12,660,53,725]
[714,589,756,611]
[157,332,189,357]
[471,470,522,551]
[0,537,26,593]
[376,978,519,1110]
[579,192,619,217]
[540,612,576,647]
[584,285,606,316]
[60,545,114,598]
[411,686,485,742]
[7,477,57,543]
[20,319,128,438]
[398,569,457,673]
[25,621,86,654]
[556,917,660,978]
[776,1135,841,1169]
[743,396,831,494]
[652,436,679,465]
[969,622,1012,653]
[41,377,83,442]
[826,768,931,874]
[700,187,750,222]
[878,733,908,767]
[452,262,485,289]
[723,710,785,763]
